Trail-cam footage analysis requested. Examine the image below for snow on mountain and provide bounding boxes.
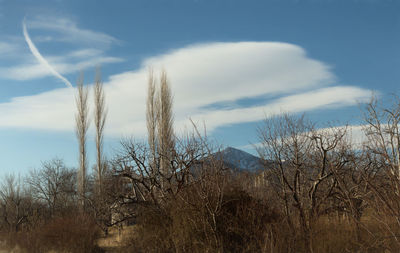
[217,147,264,172]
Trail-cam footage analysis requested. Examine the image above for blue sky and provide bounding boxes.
[0,0,398,174]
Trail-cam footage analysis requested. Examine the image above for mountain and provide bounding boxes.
[216,147,264,172]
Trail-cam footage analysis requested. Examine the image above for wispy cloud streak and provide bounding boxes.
[22,19,72,88]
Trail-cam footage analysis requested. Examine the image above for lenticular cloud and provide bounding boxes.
[0,41,373,135]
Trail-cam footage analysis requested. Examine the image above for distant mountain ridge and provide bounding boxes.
[216,147,264,172]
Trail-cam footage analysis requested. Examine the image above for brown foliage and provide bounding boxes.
[123,167,280,253]
[5,213,102,253]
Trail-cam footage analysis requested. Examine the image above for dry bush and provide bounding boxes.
[4,213,102,253]
[127,205,174,252]
[123,164,280,253]
[216,186,279,252]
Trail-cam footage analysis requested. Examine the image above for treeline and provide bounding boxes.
[1,70,400,253]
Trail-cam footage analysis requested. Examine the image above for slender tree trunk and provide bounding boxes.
[75,73,89,212]
[147,69,158,175]
[94,68,107,196]
[157,70,174,186]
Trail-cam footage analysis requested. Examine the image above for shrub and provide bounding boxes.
[125,175,279,252]
[4,213,103,253]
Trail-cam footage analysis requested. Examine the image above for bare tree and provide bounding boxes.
[26,158,76,217]
[75,73,89,211]
[144,69,175,190]
[361,96,400,247]
[94,68,107,195]
[0,174,31,232]
[146,68,158,173]
[110,70,203,215]
[363,96,400,183]
[257,114,350,252]
[157,70,175,182]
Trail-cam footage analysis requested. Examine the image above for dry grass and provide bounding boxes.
[1,214,102,253]
[97,226,135,250]
[1,207,398,253]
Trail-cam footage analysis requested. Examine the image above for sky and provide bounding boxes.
[0,0,398,174]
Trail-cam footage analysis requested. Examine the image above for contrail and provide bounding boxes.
[22,19,73,88]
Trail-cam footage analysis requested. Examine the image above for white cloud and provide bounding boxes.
[0,87,75,131]
[0,55,123,81]
[0,42,373,137]
[32,35,54,43]
[66,49,104,59]
[184,86,371,131]
[240,124,368,152]
[0,41,17,56]
[0,16,121,83]
[28,16,118,47]
[145,42,334,110]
